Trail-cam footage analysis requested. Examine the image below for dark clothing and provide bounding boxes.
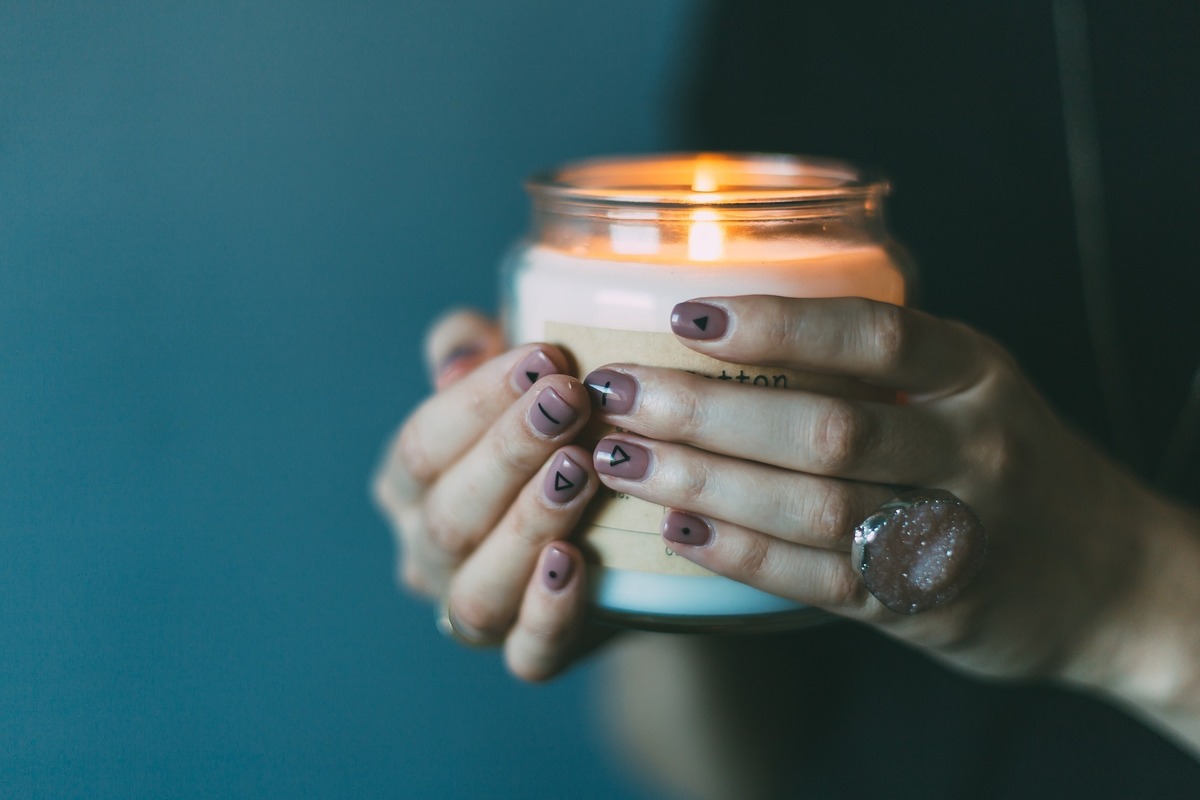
[683,2,1200,796]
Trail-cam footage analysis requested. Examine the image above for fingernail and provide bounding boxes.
[512,349,560,393]
[662,510,713,547]
[435,343,485,388]
[543,451,587,503]
[671,302,728,340]
[584,369,638,415]
[542,546,574,592]
[529,386,579,437]
[594,437,651,481]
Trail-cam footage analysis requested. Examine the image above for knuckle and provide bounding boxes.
[810,401,871,474]
[505,501,553,550]
[827,562,870,610]
[814,482,855,548]
[731,535,772,581]
[669,383,708,442]
[422,505,475,561]
[766,299,801,352]
[867,302,909,371]
[968,424,1029,496]
[667,457,714,506]
[395,424,437,485]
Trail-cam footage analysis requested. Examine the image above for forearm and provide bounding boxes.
[1061,491,1200,757]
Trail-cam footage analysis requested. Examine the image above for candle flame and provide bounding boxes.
[691,168,719,193]
[688,209,724,261]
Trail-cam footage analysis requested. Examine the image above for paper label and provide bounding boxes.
[545,321,886,576]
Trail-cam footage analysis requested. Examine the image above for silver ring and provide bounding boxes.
[851,489,988,615]
[436,601,490,647]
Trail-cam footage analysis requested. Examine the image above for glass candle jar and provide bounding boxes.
[502,153,909,631]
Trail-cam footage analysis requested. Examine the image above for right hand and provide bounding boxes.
[372,310,601,681]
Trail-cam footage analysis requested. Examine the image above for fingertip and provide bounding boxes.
[527,377,591,439]
[582,366,639,416]
[539,542,579,594]
[541,445,595,507]
[509,343,573,394]
[504,543,589,682]
[670,299,730,341]
[661,509,715,548]
[425,308,504,385]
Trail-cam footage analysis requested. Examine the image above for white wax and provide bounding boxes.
[513,243,904,342]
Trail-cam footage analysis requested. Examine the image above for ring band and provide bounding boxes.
[436,601,491,647]
[851,489,988,615]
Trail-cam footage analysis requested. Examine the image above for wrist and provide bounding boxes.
[1060,486,1200,750]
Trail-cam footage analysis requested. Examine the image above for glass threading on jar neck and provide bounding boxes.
[525,153,892,264]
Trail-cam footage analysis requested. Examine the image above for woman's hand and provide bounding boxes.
[583,295,1200,691]
[373,310,601,681]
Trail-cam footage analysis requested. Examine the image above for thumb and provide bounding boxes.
[424,309,506,390]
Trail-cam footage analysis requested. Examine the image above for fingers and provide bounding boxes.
[592,434,894,551]
[421,374,591,562]
[586,366,957,487]
[385,343,570,501]
[503,542,591,682]
[653,510,886,622]
[446,446,598,641]
[585,429,895,618]
[670,296,996,398]
[424,309,505,389]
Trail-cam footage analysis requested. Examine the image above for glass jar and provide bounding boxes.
[501,153,910,632]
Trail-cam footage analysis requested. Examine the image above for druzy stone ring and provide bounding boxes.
[852,490,988,615]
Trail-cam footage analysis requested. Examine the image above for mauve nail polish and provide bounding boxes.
[542,547,573,592]
[584,369,638,415]
[670,302,728,340]
[543,451,587,502]
[438,343,484,375]
[529,387,577,436]
[594,437,650,481]
[662,510,713,547]
[434,343,487,389]
[512,350,559,393]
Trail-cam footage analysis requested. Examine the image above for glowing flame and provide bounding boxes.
[691,167,719,193]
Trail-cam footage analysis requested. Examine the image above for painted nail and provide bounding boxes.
[512,349,560,393]
[543,451,588,503]
[662,510,713,547]
[594,437,651,481]
[529,386,578,437]
[584,369,638,415]
[435,343,485,388]
[542,546,574,592]
[671,302,728,340]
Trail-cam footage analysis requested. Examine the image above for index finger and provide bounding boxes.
[379,343,570,502]
[670,296,998,398]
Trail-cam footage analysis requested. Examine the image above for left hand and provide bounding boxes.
[584,295,1159,683]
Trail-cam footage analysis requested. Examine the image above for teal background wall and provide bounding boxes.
[0,2,694,796]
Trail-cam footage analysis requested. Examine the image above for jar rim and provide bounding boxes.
[527,152,889,208]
